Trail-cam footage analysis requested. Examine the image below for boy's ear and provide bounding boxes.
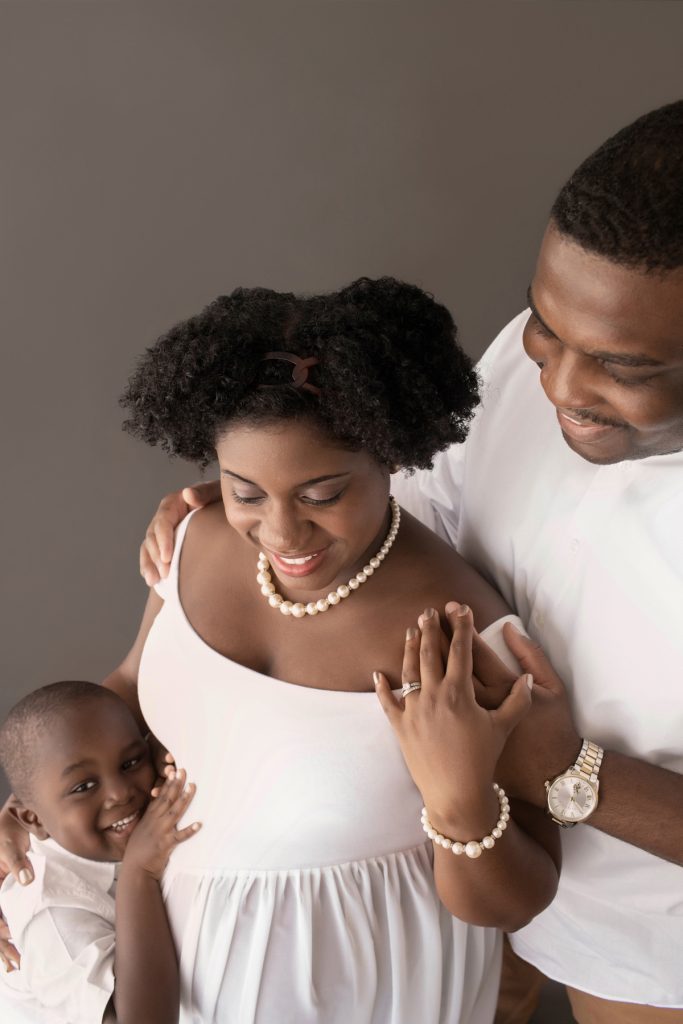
[8,802,50,841]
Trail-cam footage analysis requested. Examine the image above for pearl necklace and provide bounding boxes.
[257,496,400,618]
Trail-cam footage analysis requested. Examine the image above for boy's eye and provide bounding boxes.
[122,756,141,771]
[70,780,96,795]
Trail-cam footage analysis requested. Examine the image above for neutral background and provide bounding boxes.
[1,2,682,724]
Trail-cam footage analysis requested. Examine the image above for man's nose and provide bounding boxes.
[541,347,599,410]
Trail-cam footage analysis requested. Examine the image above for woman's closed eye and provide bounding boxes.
[231,489,344,507]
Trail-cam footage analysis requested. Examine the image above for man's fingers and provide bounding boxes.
[182,479,221,509]
[502,624,565,695]
[471,630,518,690]
[491,674,533,734]
[373,672,403,726]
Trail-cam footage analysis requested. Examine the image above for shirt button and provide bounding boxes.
[570,538,580,553]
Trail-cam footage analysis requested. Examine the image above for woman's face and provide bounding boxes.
[215,419,392,597]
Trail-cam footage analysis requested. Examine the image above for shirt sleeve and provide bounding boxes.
[19,906,115,1024]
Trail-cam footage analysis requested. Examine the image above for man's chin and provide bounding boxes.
[560,430,631,465]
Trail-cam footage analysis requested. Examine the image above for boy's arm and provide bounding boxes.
[113,868,180,1024]
[113,771,199,1024]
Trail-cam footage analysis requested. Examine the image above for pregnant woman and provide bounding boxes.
[2,278,559,1023]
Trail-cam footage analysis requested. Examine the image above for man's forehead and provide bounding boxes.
[531,226,683,364]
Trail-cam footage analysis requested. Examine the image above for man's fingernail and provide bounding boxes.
[18,869,33,886]
[373,671,381,687]
[422,607,436,620]
[445,601,458,614]
[406,627,418,641]
[526,674,534,690]
[457,604,470,617]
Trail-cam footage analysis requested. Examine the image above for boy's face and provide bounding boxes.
[24,698,156,861]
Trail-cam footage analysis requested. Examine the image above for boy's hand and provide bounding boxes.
[123,770,200,880]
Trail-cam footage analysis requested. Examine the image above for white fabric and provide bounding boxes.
[140,515,505,1024]
[0,837,116,1024]
[392,310,683,1007]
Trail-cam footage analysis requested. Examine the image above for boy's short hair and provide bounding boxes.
[0,681,126,803]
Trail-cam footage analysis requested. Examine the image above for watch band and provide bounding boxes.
[572,739,604,785]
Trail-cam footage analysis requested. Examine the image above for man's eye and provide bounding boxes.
[602,364,655,387]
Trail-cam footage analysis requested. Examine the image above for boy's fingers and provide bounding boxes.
[373,672,403,726]
[175,822,202,843]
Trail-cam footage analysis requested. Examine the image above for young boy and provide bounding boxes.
[0,681,200,1024]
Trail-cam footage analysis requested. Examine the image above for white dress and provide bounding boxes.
[138,514,507,1024]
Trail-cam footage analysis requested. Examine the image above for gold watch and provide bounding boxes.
[545,739,604,827]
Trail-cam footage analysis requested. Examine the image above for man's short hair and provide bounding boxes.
[0,681,123,803]
[551,99,683,272]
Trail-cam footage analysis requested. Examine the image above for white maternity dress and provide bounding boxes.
[139,514,512,1024]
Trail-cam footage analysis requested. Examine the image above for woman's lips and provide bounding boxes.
[556,410,624,444]
[267,548,328,578]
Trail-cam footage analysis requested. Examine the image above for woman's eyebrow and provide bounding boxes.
[221,470,351,487]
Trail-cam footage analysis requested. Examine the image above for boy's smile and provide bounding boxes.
[22,697,155,862]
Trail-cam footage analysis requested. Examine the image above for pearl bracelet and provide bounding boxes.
[421,783,510,859]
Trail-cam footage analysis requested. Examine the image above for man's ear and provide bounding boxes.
[8,802,50,841]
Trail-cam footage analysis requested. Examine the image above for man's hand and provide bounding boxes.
[140,480,221,586]
[496,623,581,805]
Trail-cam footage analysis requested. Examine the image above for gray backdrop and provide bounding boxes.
[1,1,682,749]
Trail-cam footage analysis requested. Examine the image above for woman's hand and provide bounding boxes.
[374,603,533,832]
[123,770,201,881]
[0,796,33,887]
[140,480,221,586]
[0,915,20,973]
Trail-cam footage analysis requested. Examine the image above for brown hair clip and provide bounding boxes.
[260,351,321,397]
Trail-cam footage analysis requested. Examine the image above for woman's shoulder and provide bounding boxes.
[395,510,510,631]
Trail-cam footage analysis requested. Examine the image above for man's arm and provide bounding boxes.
[499,625,683,866]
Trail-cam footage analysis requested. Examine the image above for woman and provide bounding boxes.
[1,278,558,1022]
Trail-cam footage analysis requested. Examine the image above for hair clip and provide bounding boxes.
[260,351,321,396]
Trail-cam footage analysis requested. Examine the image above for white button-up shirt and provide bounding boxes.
[0,837,117,1023]
[393,310,683,1006]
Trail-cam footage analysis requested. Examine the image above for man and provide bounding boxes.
[3,102,681,1020]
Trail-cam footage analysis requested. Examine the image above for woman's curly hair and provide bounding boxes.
[120,277,480,471]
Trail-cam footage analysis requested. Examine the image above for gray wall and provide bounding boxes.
[1,1,682,748]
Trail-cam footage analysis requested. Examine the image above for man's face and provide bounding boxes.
[523,224,683,464]
[24,699,155,861]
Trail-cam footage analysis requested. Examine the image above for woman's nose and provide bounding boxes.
[260,504,310,553]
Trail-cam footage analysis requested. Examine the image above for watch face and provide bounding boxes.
[547,775,598,822]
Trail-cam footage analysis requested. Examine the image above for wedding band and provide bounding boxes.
[401,681,422,698]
